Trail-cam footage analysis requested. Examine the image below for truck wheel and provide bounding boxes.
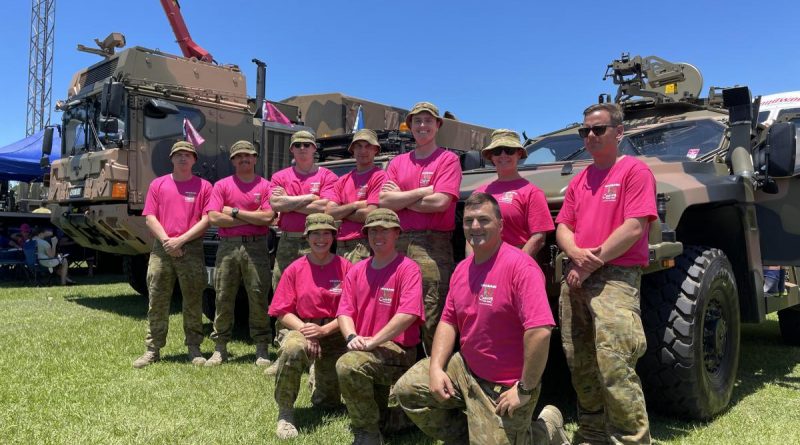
[638,245,740,420]
[123,254,150,297]
[778,307,800,346]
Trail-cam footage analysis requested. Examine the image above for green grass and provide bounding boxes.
[1,275,799,444]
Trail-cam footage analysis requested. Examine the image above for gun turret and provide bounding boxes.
[604,54,703,104]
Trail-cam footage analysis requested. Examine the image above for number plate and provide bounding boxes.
[69,187,83,198]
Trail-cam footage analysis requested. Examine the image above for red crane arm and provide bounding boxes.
[159,0,214,63]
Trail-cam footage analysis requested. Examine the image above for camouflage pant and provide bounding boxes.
[335,341,417,432]
[394,353,550,445]
[396,231,454,353]
[274,330,346,409]
[210,237,272,344]
[336,238,371,264]
[559,265,651,445]
[272,234,310,293]
[145,238,206,349]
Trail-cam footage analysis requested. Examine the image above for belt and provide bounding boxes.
[472,373,512,397]
[282,231,305,239]
[221,235,267,243]
[304,317,335,325]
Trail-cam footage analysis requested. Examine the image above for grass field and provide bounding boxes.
[1,275,799,444]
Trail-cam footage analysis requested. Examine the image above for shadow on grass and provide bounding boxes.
[0,272,126,289]
[66,292,150,319]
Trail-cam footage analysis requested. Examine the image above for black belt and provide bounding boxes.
[221,235,267,243]
[304,317,335,325]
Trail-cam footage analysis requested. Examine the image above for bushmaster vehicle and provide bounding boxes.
[459,54,800,420]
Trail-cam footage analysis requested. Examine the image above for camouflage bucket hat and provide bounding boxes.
[481,129,527,160]
[304,213,337,236]
[361,208,402,234]
[229,140,257,159]
[290,130,317,147]
[169,141,197,157]
[348,129,380,153]
[404,101,444,128]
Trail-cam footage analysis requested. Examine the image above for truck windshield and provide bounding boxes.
[521,134,584,165]
[63,96,126,155]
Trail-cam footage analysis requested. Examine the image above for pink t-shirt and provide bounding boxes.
[336,254,424,347]
[386,148,462,231]
[556,156,657,267]
[205,175,272,237]
[333,166,387,241]
[143,174,212,238]
[441,242,555,386]
[270,166,338,233]
[474,179,554,247]
[269,255,351,319]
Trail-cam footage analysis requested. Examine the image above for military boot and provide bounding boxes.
[275,407,298,440]
[205,344,228,367]
[132,347,159,369]
[188,345,206,366]
[255,343,271,367]
[537,405,571,445]
[264,360,279,376]
[351,428,384,445]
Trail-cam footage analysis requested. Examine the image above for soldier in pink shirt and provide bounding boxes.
[379,101,461,352]
[335,208,424,445]
[205,140,276,367]
[394,193,568,445]
[556,103,657,444]
[133,141,213,368]
[327,129,386,264]
[470,129,554,257]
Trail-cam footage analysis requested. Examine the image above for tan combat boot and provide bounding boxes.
[204,344,228,367]
[188,345,206,366]
[537,405,571,445]
[132,347,159,369]
[275,407,298,440]
[255,343,271,367]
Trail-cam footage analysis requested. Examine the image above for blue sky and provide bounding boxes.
[3,0,799,146]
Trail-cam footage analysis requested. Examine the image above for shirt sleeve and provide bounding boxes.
[331,174,346,206]
[386,157,400,183]
[623,166,658,222]
[142,179,159,217]
[205,181,225,214]
[260,179,272,211]
[268,170,285,199]
[395,260,425,320]
[268,262,298,317]
[439,284,458,327]
[513,260,555,329]
[336,266,358,319]
[319,169,338,201]
[432,152,462,198]
[555,178,577,227]
[366,170,387,206]
[526,187,555,233]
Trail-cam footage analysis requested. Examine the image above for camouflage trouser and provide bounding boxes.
[274,330,346,409]
[394,353,550,445]
[272,234,310,293]
[336,238,371,264]
[210,237,272,345]
[145,238,206,349]
[559,265,651,445]
[396,231,454,354]
[335,341,417,432]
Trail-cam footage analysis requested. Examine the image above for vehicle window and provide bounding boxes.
[144,104,206,140]
[328,164,357,177]
[776,108,800,121]
[758,110,770,123]
[521,134,584,165]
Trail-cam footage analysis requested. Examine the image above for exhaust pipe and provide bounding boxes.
[253,58,266,118]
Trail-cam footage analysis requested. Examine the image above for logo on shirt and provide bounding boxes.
[183,191,197,203]
[478,283,496,306]
[420,171,434,187]
[253,192,262,204]
[329,280,342,295]
[309,182,321,194]
[500,191,517,204]
[379,287,394,305]
[602,184,620,202]
[357,185,368,199]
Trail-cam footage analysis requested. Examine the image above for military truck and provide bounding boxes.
[459,54,800,420]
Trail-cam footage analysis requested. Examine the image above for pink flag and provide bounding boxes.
[183,118,205,146]
[264,101,293,126]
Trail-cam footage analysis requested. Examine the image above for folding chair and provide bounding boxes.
[22,240,55,286]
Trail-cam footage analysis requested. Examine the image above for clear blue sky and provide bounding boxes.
[3,0,800,146]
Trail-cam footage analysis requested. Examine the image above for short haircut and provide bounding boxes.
[583,103,624,127]
[464,192,502,221]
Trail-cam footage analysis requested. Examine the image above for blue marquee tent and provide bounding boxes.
[0,130,61,182]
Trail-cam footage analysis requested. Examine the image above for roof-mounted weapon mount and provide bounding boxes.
[604,53,703,105]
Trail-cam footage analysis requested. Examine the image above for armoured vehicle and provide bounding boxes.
[460,54,800,420]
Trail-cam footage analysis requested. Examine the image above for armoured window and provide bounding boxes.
[144,103,206,140]
[521,134,584,165]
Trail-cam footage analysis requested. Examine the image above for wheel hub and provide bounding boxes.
[703,299,727,374]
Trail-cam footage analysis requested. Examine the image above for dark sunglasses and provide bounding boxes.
[490,147,519,157]
[578,125,614,138]
[292,142,315,149]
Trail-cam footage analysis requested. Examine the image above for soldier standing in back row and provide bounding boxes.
[206,140,275,367]
[556,103,657,444]
[133,141,212,368]
[379,102,461,352]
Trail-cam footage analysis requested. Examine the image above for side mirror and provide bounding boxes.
[754,122,799,178]
[101,82,125,118]
[41,126,54,156]
[461,150,485,171]
[144,98,180,118]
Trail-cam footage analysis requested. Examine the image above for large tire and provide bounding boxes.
[638,246,740,420]
[123,254,150,297]
[778,307,800,346]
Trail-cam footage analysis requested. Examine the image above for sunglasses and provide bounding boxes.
[292,142,315,149]
[490,147,519,157]
[577,125,614,138]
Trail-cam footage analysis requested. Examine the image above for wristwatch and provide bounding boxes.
[516,380,534,396]
[231,207,239,219]
[346,333,357,344]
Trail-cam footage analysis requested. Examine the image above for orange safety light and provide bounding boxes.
[111,182,128,199]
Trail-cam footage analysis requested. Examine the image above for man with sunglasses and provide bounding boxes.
[380,102,461,352]
[556,103,657,444]
[206,140,276,366]
[470,129,554,258]
[327,129,386,263]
